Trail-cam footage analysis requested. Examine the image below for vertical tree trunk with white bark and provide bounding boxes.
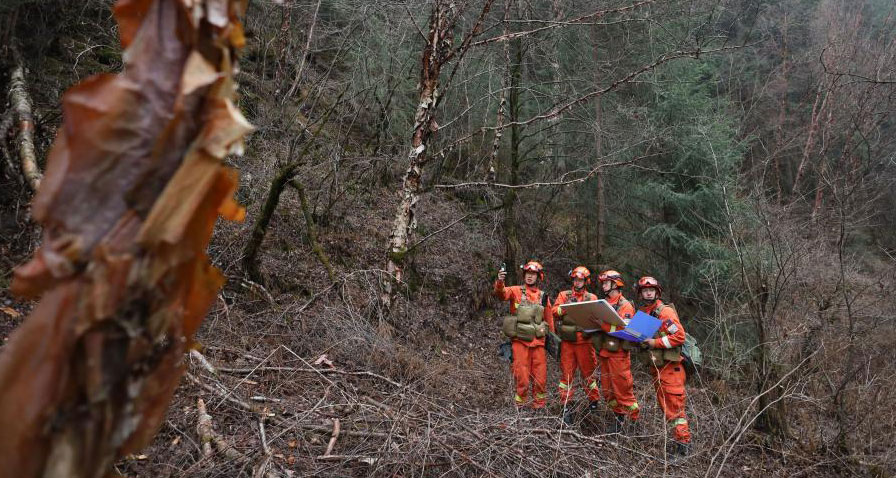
[383,1,456,309]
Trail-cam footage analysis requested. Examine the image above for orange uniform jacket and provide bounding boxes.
[599,294,636,357]
[642,301,686,358]
[552,289,597,343]
[640,299,690,442]
[493,281,555,345]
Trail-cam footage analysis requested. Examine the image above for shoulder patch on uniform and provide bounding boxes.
[664,319,679,334]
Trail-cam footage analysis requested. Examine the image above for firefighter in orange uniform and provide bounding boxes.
[494,261,554,409]
[594,270,640,434]
[635,276,691,458]
[552,267,600,422]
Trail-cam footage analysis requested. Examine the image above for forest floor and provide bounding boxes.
[0,183,846,477]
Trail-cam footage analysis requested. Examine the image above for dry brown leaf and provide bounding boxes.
[313,354,334,368]
[0,306,20,318]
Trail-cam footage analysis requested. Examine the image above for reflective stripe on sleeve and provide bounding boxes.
[670,418,688,427]
[661,336,672,348]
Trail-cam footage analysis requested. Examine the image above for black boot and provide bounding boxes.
[669,441,691,463]
[586,401,600,413]
[605,413,625,434]
[562,410,575,426]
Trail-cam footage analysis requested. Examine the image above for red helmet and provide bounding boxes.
[634,276,663,296]
[520,261,545,281]
[569,266,592,284]
[597,270,624,289]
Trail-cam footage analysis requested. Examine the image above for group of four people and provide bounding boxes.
[493,261,691,458]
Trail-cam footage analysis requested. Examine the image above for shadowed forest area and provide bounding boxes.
[0,0,895,477]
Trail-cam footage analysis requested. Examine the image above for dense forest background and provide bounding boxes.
[1,0,895,476]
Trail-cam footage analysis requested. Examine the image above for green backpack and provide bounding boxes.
[681,333,702,376]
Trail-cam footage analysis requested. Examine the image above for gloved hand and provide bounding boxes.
[497,270,507,282]
[639,340,652,350]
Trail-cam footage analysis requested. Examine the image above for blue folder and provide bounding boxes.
[607,311,662,342]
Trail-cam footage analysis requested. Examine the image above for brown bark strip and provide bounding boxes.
[7,45,40,191]
[0,1,252,476]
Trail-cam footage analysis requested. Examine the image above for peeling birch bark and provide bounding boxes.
[382,1,456,310]
[0,1,253,476]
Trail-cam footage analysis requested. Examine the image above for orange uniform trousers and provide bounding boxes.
[598,350,640,419]
[511,340,547,408]
[558,339,599,404]
[650,361,690,443]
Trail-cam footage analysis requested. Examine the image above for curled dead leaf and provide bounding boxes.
[0,307,21,318]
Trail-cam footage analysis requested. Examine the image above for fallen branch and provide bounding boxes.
[196,398,247,462]
[318,418,340,458]
[7,45,40,191]
[405,204,503,253]
[190,349,219,376]
[196,398,214,458]
[302,425,398,439]
[218,365,404,388]
[315,454,377,464]
[433,435,500,478]
[187,370,401,439]
[185,372,264,414]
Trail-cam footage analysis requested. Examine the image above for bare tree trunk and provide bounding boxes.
[291,178,336,283]
[274,0,291,84]
[793,83,828,195]
[773,18,788,202]
[383,1,456,309]
[0,1,252,476]
[487,0,511,183]
[752,284,791,438]
[284,0,321,98]
[242,91,343,283]
[592,26,605,266]
[244,163,294,283]
[502,36,523,277]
